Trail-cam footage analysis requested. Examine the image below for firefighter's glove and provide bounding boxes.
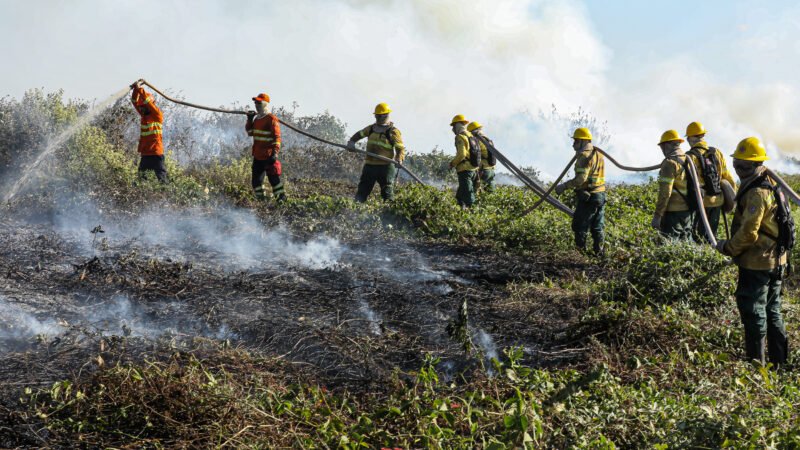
[714,239,728,255]
[246,111,256,121]
[266,155,277,165]
[346,141,356,151]
[554,183,567,195]
[650,214,662,230]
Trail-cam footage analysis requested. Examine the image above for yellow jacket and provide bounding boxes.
[350,124,406,165]
[687,141,736,208]
[722,168,788,271]
[563,146,605,193]
[451,132,478,173]
[655,154,690,215]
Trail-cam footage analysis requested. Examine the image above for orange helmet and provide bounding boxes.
[252,93,270,103]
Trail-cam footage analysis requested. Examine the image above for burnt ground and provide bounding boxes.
[0,210,599,416]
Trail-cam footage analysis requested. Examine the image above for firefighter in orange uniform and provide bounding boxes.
[131,82,167,182]
[246,93,285,202]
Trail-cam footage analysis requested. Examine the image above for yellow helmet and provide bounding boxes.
[374,103,392,115]
[732,137,769,161]
[572,127,592,140]
[467,121,483,132]
[658,130,684,145]
[685,121,706,137]
[450,114,469,126]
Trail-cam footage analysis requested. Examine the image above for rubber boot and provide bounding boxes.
[767,328,789,369]
[744,334,766,366]
[593,238,605,257]
[575,232,588,253]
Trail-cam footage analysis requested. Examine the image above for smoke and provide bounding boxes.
[49,200,343,271]
[0,296,64,342]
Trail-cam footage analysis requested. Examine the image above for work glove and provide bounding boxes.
[715,239,728,255]
[650,214,662,230]
[346,141,356,151]
[266,154,278,165]
[554,183,567,195]
[246,111,256,121]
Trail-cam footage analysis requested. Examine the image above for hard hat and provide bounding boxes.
[252,93,270,103]
[731,137,769,161]
[658,130,684,145]
[374,103,392,115]
[467,121,483,132]
[450,114,469,126]
[685,121,706,137]
[572,128,592,140]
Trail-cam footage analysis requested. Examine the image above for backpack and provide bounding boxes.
[482,137,497,166]
[688,147,722,196]
[737,174,796,258]
[672,156,699,211]
[465,134,482,167]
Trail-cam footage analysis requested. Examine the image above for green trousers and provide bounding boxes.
[693,205,722,242]
[660,210,694,241]
[355,163,396,202]
[479,168,496,193]
[572,191,606,253]
[456,171,477,207]
[736,266,789,365]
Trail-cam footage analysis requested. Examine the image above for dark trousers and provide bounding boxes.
[355,164,396,202]
[693,205,722,242]
[572,191,605,253]
[736,266,789,365]
[138,155,168,183]
[479,168,496,193]
[660,210,694,241]
[252,158,285,201]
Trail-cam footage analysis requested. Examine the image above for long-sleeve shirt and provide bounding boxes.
[563,146,605,193]
[131,87,164,156]
[349,123,405,165]
[451,132,478,173]
[722,168,787,270]
[655,154,690,215]
[246,113,281,160]
[687,141,736,208]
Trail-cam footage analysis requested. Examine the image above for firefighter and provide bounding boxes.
[347,103,406,202]
[685,121,736,241]
[130,82,167,183]
[449,115,479,208]
[555,128,606,254]
[468,121,497,193]
[246,93,285,202]
[651,130,694,240]
[716,137,790,367]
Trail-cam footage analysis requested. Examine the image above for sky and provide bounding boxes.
[2,0,799,179]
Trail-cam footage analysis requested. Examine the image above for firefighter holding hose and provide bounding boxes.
[685,121,736,241]
[130,81,167,183]
[347,103,406,202]
[555,128,606,255]
[715,137,791,368]
[468,121,497,193]
[448,115,480,208]
[246,93,285,202]
[651,130,694,240]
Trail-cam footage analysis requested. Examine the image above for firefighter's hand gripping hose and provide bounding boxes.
[136,80,426,185]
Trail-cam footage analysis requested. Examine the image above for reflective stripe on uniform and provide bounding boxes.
[141,122,163,137]
[368,135,394,149]
[659,176,674,183]
[252,130,273,136]
[589,177,605,184]
[575,168,587,173]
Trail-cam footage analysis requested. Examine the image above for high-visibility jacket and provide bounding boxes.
[131,87,164,156]
[246,114,281,160]
[687,141,736,208]
[723,168,787,270]
[563,147,605,193]
[655,154,690,215]
[451,132,478,173]
[349,123,405,165]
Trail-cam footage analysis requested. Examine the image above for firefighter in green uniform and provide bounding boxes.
[347,103,406,202]
[449,114,479,207]
[651,130,694,240]
[555,128,606,254]
[468,121,496,193]
[685,121,737,241]
[716,137,790,367]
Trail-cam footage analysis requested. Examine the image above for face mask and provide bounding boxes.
[733,161,757,179]
[375,114,389,126]
[255,101,269,116]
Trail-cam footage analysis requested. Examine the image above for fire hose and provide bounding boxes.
[136,80,426,185]
[475,135,574,217]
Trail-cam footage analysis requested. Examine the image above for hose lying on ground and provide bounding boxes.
[475,135,574,217]
[138,80,426,185]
